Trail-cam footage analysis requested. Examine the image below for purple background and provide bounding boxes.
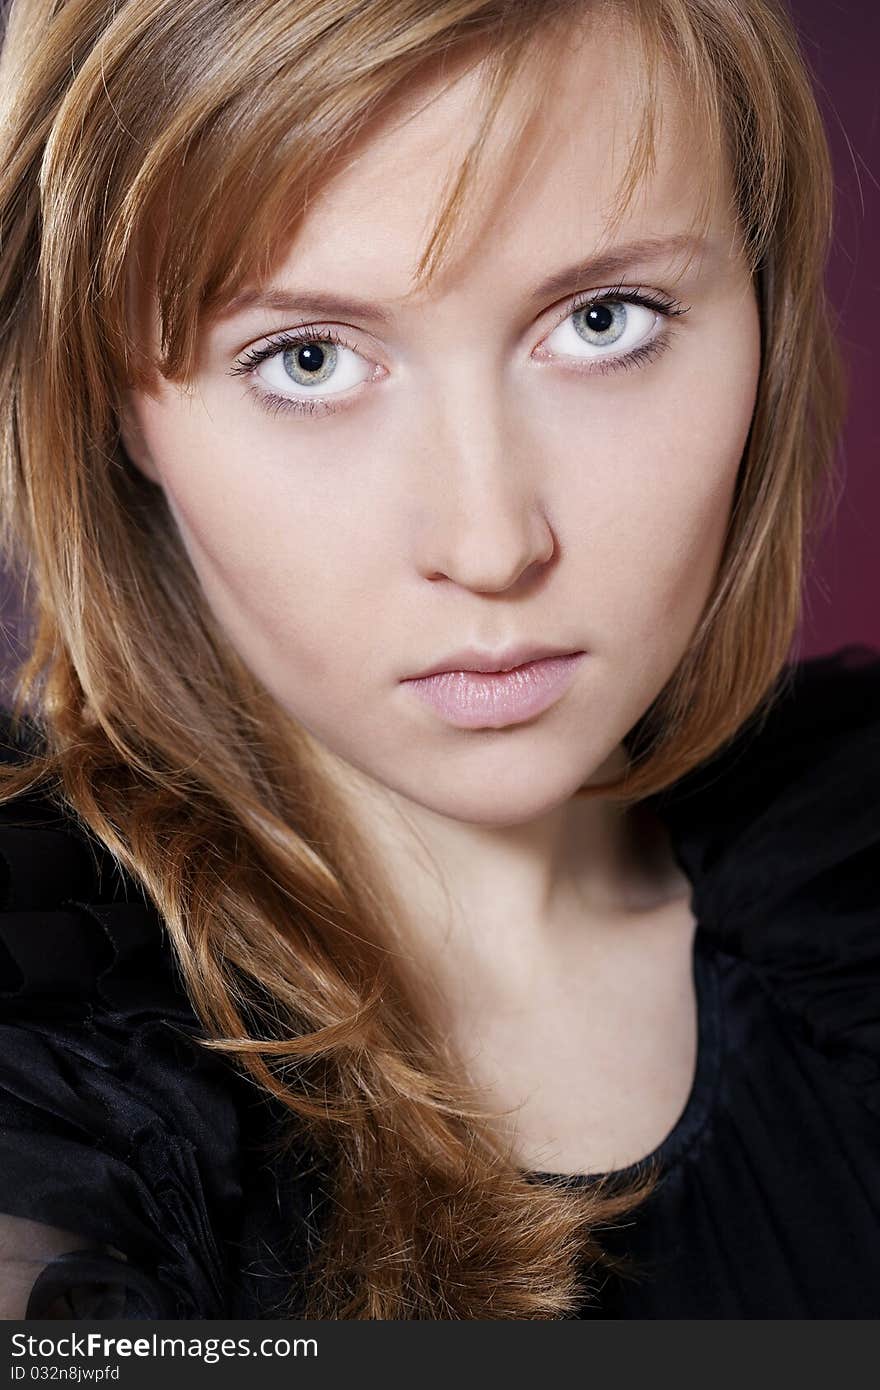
[0,1,877,678]
[793,1,879,658]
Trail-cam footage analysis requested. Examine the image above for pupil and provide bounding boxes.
[586,304,614,333]
[298,343,325,373]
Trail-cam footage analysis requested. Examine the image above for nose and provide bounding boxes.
[414,368,556,593]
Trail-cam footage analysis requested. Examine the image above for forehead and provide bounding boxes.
[248,12,728,316]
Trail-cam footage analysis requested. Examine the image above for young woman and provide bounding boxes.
[0,0,877,1320]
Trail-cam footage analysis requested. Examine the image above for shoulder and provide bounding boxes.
[652,642,880,917]
[0,709,249,1317]
[651,643,880,1113]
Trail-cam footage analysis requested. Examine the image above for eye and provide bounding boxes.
[536,288,689,373]
[229,326,378,416]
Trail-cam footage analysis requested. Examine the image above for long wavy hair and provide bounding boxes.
[0,0,844,1318]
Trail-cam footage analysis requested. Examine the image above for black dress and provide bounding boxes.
[1,644,879,1320]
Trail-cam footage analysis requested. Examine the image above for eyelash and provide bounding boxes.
[228,284,691,419]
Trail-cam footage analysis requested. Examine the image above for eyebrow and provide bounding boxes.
[216,233,714,326]
[528,233,714,301]
[217,286,395,326]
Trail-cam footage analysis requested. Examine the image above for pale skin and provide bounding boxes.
[108,17,760,1193]
[0,17,763,1316]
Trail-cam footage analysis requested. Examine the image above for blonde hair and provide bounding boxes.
[0,0,844,1317]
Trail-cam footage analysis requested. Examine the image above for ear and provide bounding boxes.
[118,391,161,485]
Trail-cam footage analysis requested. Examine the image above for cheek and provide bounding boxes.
[562,302,760,655]
[133,394,384,702]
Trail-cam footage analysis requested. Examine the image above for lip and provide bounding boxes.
[405,643,582,679]
[401,650,586,730]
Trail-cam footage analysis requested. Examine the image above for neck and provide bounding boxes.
[319,741,690,1011]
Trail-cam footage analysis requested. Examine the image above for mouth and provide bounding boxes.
[405,643,584,680]
[400,650,587,730]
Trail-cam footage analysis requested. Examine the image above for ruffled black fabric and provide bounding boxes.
[649,642,880,1124]
[0,643,878,1319]
[0,731,249,1318]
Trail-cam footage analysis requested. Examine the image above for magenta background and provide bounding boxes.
[793,0,880,658]
[0,1,877,675]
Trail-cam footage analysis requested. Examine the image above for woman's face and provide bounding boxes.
[122,18,760,828]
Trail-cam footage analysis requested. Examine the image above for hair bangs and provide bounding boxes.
[110,0,775,393]
[105,2,565,387]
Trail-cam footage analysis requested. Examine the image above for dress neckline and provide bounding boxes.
[525,923,723,1188]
